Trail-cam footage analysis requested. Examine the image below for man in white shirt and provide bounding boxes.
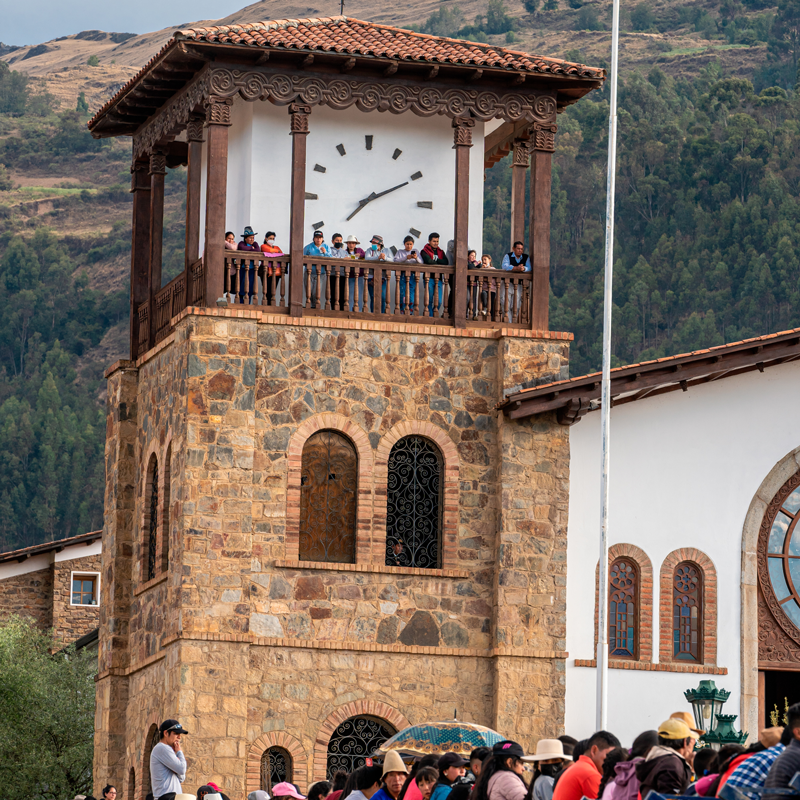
[150,719,189,800]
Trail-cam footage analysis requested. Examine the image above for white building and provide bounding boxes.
[501,327,800,744]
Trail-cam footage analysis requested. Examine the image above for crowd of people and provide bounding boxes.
[223,226,532,318]
[86,703,800,800]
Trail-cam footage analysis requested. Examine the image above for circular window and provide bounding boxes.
[760,473,800,642]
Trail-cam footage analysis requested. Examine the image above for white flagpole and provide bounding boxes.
[596,0,622,732]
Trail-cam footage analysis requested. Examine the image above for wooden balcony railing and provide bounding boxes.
[221,250,533,326]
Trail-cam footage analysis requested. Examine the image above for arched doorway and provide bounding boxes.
[326,716,396,779]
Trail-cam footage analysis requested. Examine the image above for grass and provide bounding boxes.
[662,42,753,56]
[3,186,96,198]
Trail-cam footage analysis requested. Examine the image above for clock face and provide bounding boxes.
[304,131,436,250]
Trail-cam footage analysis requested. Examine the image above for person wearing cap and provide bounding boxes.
[364,234,390,312]
[347,766,385,800]
[373,751,410,800]
[472,741,528,800]
[235,226,261,304]
[303,230,330,309]
[430,753,470,800]
[635,719,694,799]
[552,731,620,800]
[764,703,800,800]
[670,711,705,740]
[150,719,189,800]
[725,726,790,799]
[526,740,573,800]
[249,791,272,800]
[339,234,365,311]
[271,783,306,800]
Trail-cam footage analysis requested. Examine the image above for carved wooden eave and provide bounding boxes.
[88,33,604,149]
[499,328,800,425]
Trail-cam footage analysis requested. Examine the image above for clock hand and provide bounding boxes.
[345,182,410,221]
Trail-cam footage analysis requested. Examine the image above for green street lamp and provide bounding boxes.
[684,681,748,750]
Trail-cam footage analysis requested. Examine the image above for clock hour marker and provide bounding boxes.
[410,171,422,181]
[417,201,433,209]
[390,245,398,256]
[365,135,374,150]
[314,164,327,173]
[305,192,318,200]
[311,221,324,229]
[336,143,346,156]
[392,148,402,160]
[409,227,421,238]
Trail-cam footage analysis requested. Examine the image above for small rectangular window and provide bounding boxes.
[71,574,98,606]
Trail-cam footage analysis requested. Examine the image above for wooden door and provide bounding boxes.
[299,430,357,563]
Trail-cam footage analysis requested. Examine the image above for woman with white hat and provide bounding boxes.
[524,740,572,800]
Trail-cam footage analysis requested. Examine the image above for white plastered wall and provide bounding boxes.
[201,96,486,254]
[564,358,800,744]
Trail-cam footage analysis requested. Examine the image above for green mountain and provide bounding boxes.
[1,0,800,549]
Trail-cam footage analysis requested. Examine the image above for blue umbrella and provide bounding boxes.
[377,718,505,757]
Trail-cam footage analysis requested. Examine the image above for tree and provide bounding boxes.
[522,0,539,12]
[86,54,99,67]
[76,91,89,114]
[543,0,558,10]
[0,164,12,191]
[769,0,800,85]
[630,3,654,30]
[0,617,95,800]
[0,61,28,114]
[485,0,515,33]
[419,5,465,36]
[575,6,602,30]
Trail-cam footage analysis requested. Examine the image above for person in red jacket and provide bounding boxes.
[420,232,449,317]
[553,731,621,800]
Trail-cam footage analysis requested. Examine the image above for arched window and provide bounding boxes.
[764,480,800,632]
[141,725,159,800]
[299,430,357,563]
[161,444,171,574]
[609,558,638,658]
[385,435,443,569]
[326,716,396,779]
[144,455,159,581]
[261,746,293,792]
[128,767,136,800]
[673,561,703,662]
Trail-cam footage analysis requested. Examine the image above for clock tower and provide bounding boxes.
[89,16,603,799]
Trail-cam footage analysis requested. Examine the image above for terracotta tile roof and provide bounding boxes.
[0,530,102,564]
[89,16,604,132]
[174,16,605,77]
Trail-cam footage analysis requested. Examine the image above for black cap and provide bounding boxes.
[159,719,190,735]
[438,752,469,770]
[492,741,524,759]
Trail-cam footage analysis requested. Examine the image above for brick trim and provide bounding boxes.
[274,559,470,578]
[139,716,160,800]
[594,543,654,664]
[658,548,717,666]
[574,659,727,675]
[312,700,411,781]
[373,421,460,569]
[246,731,308,794]
[285,414,374,564]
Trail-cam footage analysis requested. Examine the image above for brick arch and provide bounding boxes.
[247,731,308,794]
[312,700,411,782]
[374,421,460,569]
[594,544,654,663]
[139,714,160,800]
[659,548,717,666]
[127,767,136,800]
[285,413,374,563]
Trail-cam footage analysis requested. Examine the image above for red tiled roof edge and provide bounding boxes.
[503,325,800,401]
[89,15,604,131]
[0,530,102,564]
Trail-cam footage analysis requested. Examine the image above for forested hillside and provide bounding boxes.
[1,0,800,548]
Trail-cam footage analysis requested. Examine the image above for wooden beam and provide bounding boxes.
[340,57,356,73]
[129,158,151,360]
[426,65,439,80]
[467,69,484,82]
[184,114,204,307]
[452,116,474,329]
[529,148,552,331]
[301,54,315,68]
[510,140,528,248]
[383,61,398,77]
[148,151,167,351]
[289,103,311,318]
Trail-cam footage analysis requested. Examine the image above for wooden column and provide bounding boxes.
[289,103,311,318]
[129,158,151,360]
[529,122,557,332]
[148,151,166,350]
[184,113,204,307]
[510,139,529,248]
[203,97,232,306]
[452,115,475,329]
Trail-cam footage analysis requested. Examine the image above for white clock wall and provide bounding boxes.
[200,98,486,256]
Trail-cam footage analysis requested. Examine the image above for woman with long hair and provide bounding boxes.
[399,755,440,800]
[472,741,530,800]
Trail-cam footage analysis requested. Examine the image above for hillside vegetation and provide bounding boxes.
[0,0,800,548]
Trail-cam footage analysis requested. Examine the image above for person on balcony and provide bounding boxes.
[224,231,236,250]
[394,236,422,315]
[328,233,347,309]
[303,229,330,309]
[260,231,283,306]
[342,235,366,312]
[501,241,532,323]
[236,226,260,305]
[365,235,391,313]
[421,232,448,317]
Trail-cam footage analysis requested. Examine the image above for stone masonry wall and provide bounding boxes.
[0,566,53,629]
[96,311,573,800]
[52,554,102,643]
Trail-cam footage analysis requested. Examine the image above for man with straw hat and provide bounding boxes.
[374,751,410,800]
[523,740,572,800]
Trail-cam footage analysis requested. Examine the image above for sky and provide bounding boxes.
[2,0,250,47]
